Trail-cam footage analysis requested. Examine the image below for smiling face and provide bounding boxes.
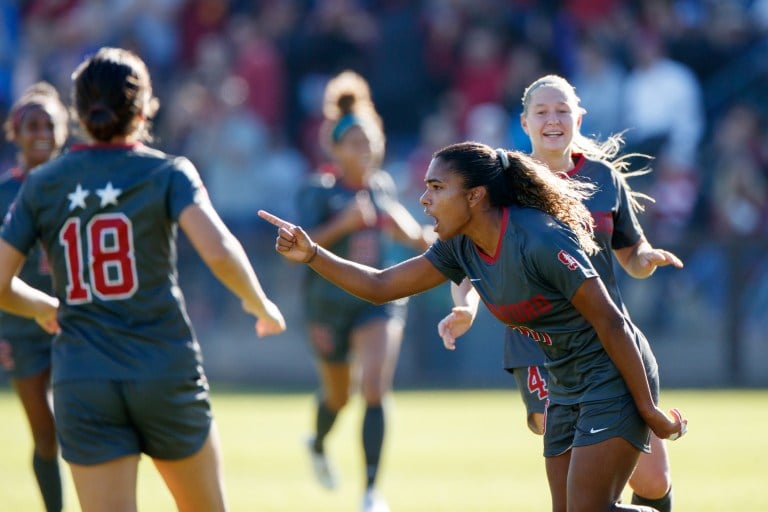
[521,85,581,158]
[419,157,473,240]
[15,106,60,170]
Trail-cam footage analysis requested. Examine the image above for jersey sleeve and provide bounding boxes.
[423,238,466,284]
[0,181,38,255]
[296,174,335,228]
[168,157,207,221]
[610,171,644,250]
[526,225,598,301]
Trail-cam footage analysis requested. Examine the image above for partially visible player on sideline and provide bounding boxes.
[0,81,68,512]
[0,47,286,512]
[438,74,683,511]
[259,140,687,512]
[298,70,433,512]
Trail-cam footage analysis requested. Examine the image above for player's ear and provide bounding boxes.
[466,186,486,207]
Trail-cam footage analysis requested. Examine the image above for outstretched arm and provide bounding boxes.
[180,202,285,337]
[570,276,687,441]
[438,277,481,350]
[614,237,683,279]
[258,209,447,304]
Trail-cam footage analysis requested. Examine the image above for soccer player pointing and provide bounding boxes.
[260,141,686,512]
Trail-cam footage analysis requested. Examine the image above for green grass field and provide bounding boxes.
[0,387,765,511]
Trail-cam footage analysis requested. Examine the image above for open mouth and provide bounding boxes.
[424,210,439,231]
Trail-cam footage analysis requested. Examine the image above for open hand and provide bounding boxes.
[437,306,475,350]
[638,247,684,272]
[35,301,60,335]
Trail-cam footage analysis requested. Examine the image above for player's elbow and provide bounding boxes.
[200,232,240,264]
[355,282,403,306]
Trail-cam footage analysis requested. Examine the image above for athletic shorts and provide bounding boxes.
[54,376,212,465]
[0,334,52,379]
[511,365,549,417]
[305,300,406,363]
[543,393,651,458]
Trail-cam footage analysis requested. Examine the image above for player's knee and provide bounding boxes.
[629,467,671,499]
[31,429,59,458]
[360,386,388,405]
[324,393,350,411]
[528,413,545,435]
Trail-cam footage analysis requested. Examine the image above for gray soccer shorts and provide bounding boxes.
[54,376,212,465]
[543,393,651,458]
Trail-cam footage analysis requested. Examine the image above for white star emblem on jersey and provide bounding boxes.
[96,182,122,207]
[67,184,90,211]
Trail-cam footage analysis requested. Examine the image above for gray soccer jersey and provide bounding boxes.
[1,143,205,384]
[504,155,648,369]
[297,169,403,307]
[0,168,53,339]
[425,204,657,404]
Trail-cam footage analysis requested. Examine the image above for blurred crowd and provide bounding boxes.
[1,0,768,241]
[0,0,767,386]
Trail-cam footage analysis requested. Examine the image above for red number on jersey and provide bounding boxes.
[59,213,138,304]
[527,366,549,400]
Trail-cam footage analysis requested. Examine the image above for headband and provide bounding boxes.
[11,102,48,132]
[331,114,362,143]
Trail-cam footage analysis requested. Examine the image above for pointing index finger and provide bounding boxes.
[258,210,293,229]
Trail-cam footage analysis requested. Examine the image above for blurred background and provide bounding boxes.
[0,0,766,389]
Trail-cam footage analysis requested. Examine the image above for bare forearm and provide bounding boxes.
[0,277,58,318]
[615,239,684,279]
[571,278,656,416]
[598,320,656,416]
[308,247,444,304]
[308,246,399,304]
[386,203,434,251]
[451,278,480,313]
[205,237,270,315]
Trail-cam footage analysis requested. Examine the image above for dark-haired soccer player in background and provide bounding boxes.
[298,70,433,512]
[0,80,69,512]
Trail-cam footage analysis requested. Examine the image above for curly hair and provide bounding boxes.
[321,70,385,163]
[434,141,599,255]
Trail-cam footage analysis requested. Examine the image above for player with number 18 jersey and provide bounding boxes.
[1,143,206,385]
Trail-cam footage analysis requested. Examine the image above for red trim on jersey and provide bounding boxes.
[476,206,508,264]
[9,167,25,181]
[564,153,586,178]
[70,142,142,152]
